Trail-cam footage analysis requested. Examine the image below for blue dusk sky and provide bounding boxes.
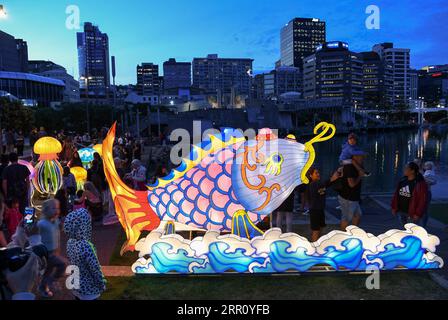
[0,0,447,84]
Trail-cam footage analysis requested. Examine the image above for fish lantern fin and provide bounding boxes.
[163,221,176,235]
[301,122,336,184]
[102,123,161,255]
[231,210,264,239]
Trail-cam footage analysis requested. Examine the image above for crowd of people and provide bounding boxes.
[0,126,442,300]
[0,126,146,300]
[274,132,438,241]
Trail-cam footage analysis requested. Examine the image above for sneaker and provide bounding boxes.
[336,206,341,210]
[302,210,309,216]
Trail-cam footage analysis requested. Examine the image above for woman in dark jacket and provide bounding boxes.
[391,162,428,227]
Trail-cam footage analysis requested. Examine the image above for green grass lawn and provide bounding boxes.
[102,272,448,300]
[430,203,448,224]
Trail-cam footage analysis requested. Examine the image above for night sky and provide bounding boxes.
[1,0,447,84]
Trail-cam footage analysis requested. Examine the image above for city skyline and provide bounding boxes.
[0,0,447,84]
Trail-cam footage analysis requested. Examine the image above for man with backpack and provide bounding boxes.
[2,153,30,214]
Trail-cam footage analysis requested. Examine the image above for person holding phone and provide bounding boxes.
[2,215,46,300]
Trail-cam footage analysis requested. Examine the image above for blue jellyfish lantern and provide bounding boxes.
[78,148,96,169]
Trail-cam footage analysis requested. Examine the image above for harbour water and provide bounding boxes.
[306,127,448,197]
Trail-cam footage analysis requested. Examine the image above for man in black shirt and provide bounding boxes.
[337,151,367,231]
[2,153,30,213]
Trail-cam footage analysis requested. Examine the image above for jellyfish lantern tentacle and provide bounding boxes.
[33,159,63,195]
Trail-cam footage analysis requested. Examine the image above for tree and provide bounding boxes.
[0,98,35,154]
[34,103,117,133]
[0,98,35,131]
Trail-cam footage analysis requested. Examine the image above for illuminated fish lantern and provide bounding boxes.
[78,147,95,168]
[32,137,63,195]
[93,144,103,157]
[70,166,88,191]
[102,122,336,254]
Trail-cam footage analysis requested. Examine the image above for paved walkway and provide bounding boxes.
[325,195,448,283]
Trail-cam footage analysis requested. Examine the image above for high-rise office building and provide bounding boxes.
[303,41,364,107]
[77,22,110,99]
[373,43,411,107]
[137,63,161,96]
[251,74,265,100]
[192,54,253,95]
[360,51,393,109]
[261,66,302,98]
[409,69,419,101]
[163,58,191,90]
[0,30,28,72]
[418,65,448,107]
[280,17,326,68]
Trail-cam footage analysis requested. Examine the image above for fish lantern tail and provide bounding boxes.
[102,123,161,255]
[301,122,336,184]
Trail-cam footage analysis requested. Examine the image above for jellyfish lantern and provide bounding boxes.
[70,166,88,191]
[32,137,64,195]
[78,147,96,169]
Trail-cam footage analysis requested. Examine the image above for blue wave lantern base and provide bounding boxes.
[131,224,444,274]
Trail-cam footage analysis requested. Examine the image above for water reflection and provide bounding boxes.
[304,128,448,193]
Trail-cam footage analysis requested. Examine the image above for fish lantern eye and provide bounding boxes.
[272,154,283,163]
[263,152,284,176]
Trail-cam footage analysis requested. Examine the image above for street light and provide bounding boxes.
[0,5,7,18]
